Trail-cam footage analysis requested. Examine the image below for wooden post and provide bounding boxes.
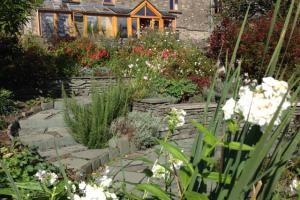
[112,16,117,37]
[83,15,88,37]
[36,11,40,35]
[159,18,164,32]
[171,18,176,32]
[98,16,102,35]
[137,18,140,38]
[69,14,73,36]
[127,17,132,37]
[53,13,58,36]
[150,19,154,30]
[39,13,42,35]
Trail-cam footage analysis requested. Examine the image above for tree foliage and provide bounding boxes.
[0,0,42,36]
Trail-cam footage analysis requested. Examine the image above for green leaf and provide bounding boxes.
[179,168,191,191]
[203,172,232,184]
[142,168,153,178]
[227,120,239,134]
[15,182,43,191]
[193,121,218,146]
[185,191,208,200]
[136,184,171,200]
[134,156,154,164]
[222,142,254,151]
[0,188,15,197]
[158,140,189,165]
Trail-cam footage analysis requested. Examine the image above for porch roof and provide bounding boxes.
[39,0,176,18]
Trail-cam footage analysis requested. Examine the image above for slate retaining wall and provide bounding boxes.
[133,98,300,140]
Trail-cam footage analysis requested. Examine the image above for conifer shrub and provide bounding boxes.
[63,83,133,148]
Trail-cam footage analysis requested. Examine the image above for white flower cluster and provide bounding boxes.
[222,77,291,127]
[290,178,300,194]
[169,108,187,128]
[152,164,169,179]
[74,167,117,200]
[35,170,58,186]
[151,154,184,179]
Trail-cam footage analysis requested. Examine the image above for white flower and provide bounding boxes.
[48,173,58,185]
[290,179,300,194]
[152,164,169,179]
[143,76,149,80]
[169,155,184,169]
[222,98,236,120]
[223,77,291,128]
[35,170,58,186]
[98,176,112,188]
[128,64,134,69]
[170,108,187,127]
[79,181,86,190]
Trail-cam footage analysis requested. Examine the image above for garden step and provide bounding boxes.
[18,127,77,152]
[19,109,65,129]
[53,148,110,179]
[38,144,88,162]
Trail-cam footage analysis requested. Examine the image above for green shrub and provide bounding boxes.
[63,83,133,148]
[110,111,162,150]
[0,89,15,116]
[0,143,58,189]
[151,77,197,102]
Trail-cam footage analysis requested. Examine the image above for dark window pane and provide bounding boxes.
[117,17,128,38]
[146,7,156,16]
[132,18,137,38]
[170,0,174,10]
[58,14,69,37]
[42,13,54,38]
[136,7,145,16]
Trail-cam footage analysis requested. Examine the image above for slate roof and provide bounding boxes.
[39,0,176,18]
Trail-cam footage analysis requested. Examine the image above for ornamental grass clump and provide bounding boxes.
[63,83,133,149]
[126,1,300,200]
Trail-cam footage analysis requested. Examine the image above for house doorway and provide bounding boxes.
[140,18,151,31]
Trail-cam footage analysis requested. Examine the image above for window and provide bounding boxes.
[87,16,99,36]
[58,14,69,37]
[41,13,54,37]
[103,0,114,5]
[117,17,128,38]
[134,6,157,17]
[74,14,84,36]
[170,0,179,11]
[100,17,112,37]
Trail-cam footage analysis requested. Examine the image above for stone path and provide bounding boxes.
[99,137,195,192]
[18,97,110,179]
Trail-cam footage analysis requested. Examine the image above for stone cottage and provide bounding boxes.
[27,0,211,41]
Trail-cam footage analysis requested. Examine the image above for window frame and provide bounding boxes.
[103,0,115,6]
[169,0,179,11]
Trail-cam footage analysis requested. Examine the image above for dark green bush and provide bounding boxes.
[151,77,197,102]
[0,89,16,116]
[0,143,58,188]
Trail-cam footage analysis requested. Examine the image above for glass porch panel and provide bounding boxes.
[117,17,128,38]
[58,14,69,37]
[136,7,146,16]
[146,7,156,16]
[132,18,137,38]
[41,13,54,37]
[87,16,99,36]
[74,14,84,36]
[101,17,112,37]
